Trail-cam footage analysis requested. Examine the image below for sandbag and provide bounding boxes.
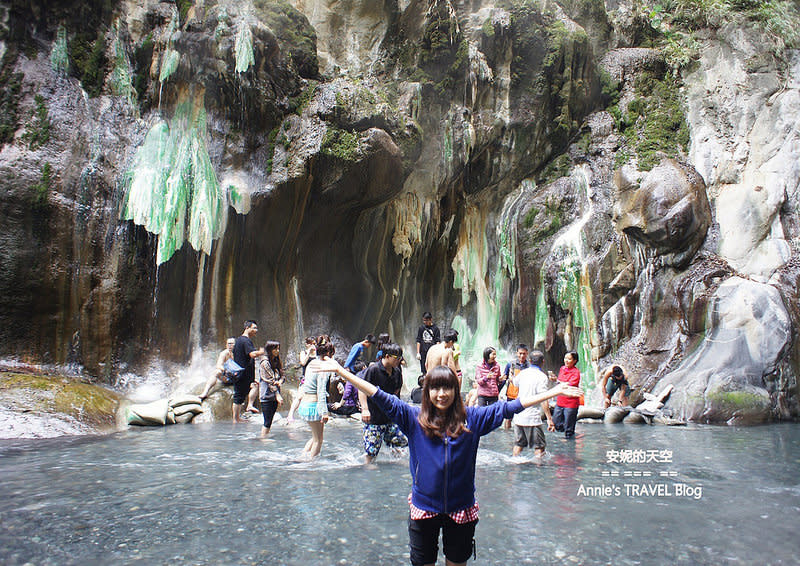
[578,406,605,420]
[127,398,170,425]
[172,403,204,417]
[126,409,154,426]
[168,394,203,408]
[175,412,196,424]
[604,405,631,424]
[624,411,649,424]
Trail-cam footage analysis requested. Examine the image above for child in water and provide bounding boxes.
[322,353,581,566]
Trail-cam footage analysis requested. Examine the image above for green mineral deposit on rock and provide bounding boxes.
[50,25,69,74]
[123,99,225,264]
[159,49,180,83]
[234,24,255,73]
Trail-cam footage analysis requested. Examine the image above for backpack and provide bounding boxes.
[221,359,245,384]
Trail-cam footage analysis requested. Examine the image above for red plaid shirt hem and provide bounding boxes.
[408,494,479,524]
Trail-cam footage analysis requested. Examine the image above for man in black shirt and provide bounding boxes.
[232,320,265,423]
[415,312,440,375]
[359,343,408,463]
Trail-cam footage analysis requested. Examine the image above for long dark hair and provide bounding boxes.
[419,366,470,440]
[265,341,282,377]
[482,346,496,365]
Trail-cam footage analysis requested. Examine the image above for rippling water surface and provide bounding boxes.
[1,418,798,565]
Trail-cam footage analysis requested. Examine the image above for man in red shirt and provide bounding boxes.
[552,351,581,439]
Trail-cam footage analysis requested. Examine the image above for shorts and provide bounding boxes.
[298,401,323,422]
[606,379,629,398]
[362,423,408,458]
[232,373,253,405]
[514,424,546,450]
[260,397,278,429]
[408,514,477,566]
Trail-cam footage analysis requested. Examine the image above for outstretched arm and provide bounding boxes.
[518,383,581,408]
[321,360,378,397]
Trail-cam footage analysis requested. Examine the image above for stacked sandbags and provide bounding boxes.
[127,395,204,426]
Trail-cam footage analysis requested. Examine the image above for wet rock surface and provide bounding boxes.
[0,371,121,438]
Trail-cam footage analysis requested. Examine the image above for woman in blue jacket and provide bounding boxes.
[324,356,581,566]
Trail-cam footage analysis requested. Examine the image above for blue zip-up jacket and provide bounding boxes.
[370,388,523,513]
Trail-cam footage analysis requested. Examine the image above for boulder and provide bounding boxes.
[614,159,711,268]
[659,277,791,423]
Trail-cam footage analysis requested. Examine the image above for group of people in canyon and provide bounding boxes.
[196,315,595,566]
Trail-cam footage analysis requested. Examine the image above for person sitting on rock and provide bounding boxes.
[199,337,236,401]
[601,365,630,408]
[329,361,364,416]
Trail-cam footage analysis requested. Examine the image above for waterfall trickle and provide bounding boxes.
[291,276,305,348]
[536,165,598,393]
[451,183,527,371]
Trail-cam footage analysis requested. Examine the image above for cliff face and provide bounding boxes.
[0,0,798,423]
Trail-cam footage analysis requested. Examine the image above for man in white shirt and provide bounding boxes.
[511,350,554,458]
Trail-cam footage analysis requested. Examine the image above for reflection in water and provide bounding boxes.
[0,422,799,565]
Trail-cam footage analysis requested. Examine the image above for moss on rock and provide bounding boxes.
[321,126,361,162]
[0,371,121,429]
[616,70,690,171]
[253,0,319,79]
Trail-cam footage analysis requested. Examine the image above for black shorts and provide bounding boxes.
[232,374,253,405]
[408,514,477,566]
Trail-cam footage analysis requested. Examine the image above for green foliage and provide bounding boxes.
[0,50,23,146]
[537,153,572,185]
[481,18,495,38]
[435,39,469,96]
[523,197,564,239]
[70,32,108,98]
[21,94,51,150]
[617,70,690,170]
[176,0,193,24]
[523,207,539,228]
[32,162,53,212]
[288,83,317,115]
[635,0,800,72]
[599,68,620,106]
[254,0,319,78]
[321,127,360,162]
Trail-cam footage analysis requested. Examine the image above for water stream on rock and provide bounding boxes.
[1,422,797,565]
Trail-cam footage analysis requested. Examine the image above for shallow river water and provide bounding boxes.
[0,417,798,565]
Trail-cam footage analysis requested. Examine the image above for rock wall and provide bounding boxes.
[0,0,798,422]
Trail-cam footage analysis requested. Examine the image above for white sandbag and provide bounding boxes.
[175,412,196,424]
[172,403,204,417]
[127,398,170,425]
[168,394,203,408]
[126,409,153,426]
[578,406,605,420]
